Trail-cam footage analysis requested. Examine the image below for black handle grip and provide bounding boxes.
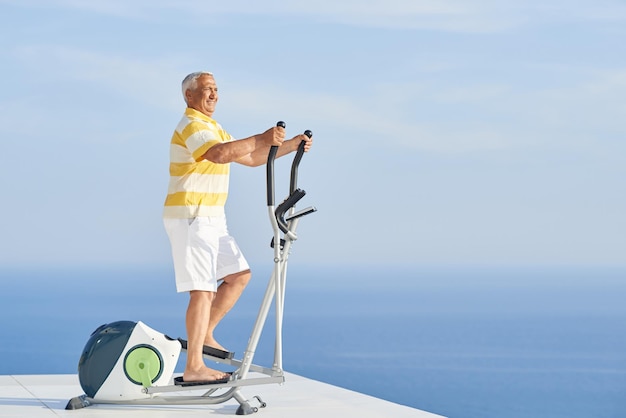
[289,129,312,194]
[266,121,285,206]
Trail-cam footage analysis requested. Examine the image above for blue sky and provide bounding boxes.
[1,0,625,268]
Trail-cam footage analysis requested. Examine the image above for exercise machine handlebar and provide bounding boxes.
[266,122,313,235]
[265,121,285,207]
[289,130,312,194]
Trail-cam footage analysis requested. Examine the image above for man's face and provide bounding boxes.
[186,74,218,117]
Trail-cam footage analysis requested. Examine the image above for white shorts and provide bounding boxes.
[163,216,250,293]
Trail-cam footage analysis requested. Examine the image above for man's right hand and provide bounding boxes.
[262,126,285,147]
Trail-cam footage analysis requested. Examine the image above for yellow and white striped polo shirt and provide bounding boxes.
[163,108,234,218]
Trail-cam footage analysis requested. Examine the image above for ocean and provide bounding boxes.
[1,264,625,418]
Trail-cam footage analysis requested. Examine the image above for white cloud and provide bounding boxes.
[4,0,626,32]
[7,41,626,155]
[221,67,626,154]
[220,82,514,152]
[13,44,183,111]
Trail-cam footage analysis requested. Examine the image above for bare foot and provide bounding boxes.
[183,366,229,383]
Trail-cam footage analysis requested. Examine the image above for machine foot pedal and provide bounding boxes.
[178,338,234,359]
[174,374,232,386]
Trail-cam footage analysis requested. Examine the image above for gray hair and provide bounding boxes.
[181,71,213,104]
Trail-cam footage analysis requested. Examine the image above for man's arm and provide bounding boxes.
[236,135,311,167]
[202,127,312,167]
[201,126,284,165]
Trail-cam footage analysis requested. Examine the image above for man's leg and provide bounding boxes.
[183,290,229,382]
[204,270,252,350]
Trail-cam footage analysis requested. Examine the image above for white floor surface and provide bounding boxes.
[0,373,444,418]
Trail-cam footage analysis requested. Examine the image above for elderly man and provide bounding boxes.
[163,71,313,383]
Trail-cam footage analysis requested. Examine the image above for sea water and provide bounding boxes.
[1,264,625,418]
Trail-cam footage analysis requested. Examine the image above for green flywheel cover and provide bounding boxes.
[123,345,164,387]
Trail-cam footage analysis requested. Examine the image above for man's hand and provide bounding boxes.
[262,126,285,147]
[290,133,313,152]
